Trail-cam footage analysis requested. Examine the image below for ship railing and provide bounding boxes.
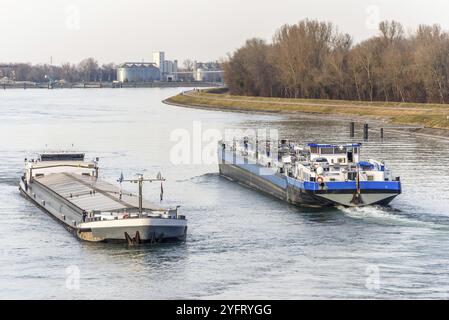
[29,163,96,170]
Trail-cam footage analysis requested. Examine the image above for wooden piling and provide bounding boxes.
[363,123,369,140]
[350,122,355,138]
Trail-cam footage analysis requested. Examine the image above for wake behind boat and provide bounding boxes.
[19,152,187,244]
[218,138,401,207]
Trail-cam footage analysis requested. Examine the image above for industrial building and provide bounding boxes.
[175,61,224,83]
[116,62,160,82]
[117,52,178,83]
[193,61,224,83]
[117,53,222,83]
[153,51,178,82]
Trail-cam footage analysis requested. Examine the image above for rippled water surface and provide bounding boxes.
[1,88,449,299]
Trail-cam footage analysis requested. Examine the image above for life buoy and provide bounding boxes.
[317,176,325,184]
[123,214,129,219]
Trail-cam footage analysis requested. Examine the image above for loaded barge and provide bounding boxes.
[19,152,187,244]
[218,139,401,207]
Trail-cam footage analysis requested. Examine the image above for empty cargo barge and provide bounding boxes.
[19,152,187,244]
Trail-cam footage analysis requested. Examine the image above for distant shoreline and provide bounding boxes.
[164,89,449,141]
[0,81,222,90]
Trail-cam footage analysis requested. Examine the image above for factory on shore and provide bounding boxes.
[117,51,178,83]
[116,62,161,83]
[192,61,224,83]
[117,52,223,83]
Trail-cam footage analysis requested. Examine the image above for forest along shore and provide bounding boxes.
[164,89,449,140]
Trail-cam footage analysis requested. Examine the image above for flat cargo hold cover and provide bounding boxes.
[34,173,165,212]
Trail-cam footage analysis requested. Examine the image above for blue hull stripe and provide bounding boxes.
[287,176,401,192]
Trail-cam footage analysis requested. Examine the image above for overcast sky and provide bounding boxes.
[1,0,449,65]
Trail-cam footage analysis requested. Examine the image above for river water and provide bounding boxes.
[0,88,448,299]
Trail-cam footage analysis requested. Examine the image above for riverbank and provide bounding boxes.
[165,90,449,139]
[0,81,221,89]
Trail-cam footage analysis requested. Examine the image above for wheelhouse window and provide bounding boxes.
[334,147,347,154]
[320,148,334,154]
[40,153,85,162]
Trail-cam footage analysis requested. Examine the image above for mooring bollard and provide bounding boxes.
[380,128,384,139]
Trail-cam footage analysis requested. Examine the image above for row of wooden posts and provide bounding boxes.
[350,122,384,140]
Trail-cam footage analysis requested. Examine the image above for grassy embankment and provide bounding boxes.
[166,89,449,130]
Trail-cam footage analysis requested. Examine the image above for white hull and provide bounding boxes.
[78,218,187,242]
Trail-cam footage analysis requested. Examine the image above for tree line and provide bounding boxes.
[0,58,116,83]
[224,19,449,104]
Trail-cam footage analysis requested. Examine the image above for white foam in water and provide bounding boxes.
[338,205,449,230]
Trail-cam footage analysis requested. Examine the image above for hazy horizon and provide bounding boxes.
[1,0,449,65]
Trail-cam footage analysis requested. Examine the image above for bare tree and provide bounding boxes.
[182,59,194,71]
[224,19,449,103]
[78,57,99,82]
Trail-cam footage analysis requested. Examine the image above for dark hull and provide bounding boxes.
[219,163,286,202]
